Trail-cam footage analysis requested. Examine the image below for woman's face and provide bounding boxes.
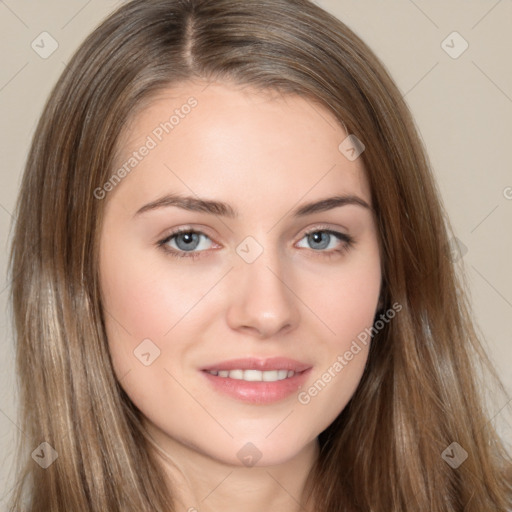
[99,81,381,467]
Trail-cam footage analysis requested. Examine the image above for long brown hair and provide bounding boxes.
[8,0,511,510]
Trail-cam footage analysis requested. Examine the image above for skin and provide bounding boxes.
[99,81,382,511]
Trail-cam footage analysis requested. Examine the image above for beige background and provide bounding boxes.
[0,0,511,505]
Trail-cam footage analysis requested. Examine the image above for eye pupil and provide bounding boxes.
[308,231,330,250]
[176,232,200,251]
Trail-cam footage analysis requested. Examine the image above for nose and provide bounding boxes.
[225,250,301,339]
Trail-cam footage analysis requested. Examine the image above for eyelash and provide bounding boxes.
[157,226,355,261]
[157,226,355,260]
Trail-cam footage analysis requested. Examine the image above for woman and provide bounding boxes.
[8,0,511,510]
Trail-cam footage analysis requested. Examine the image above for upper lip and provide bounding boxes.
[201,357,311,373]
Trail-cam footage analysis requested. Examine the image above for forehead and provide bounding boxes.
[109,81,371,213]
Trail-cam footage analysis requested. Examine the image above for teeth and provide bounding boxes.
[229,369,244,380]
[206,369,296,382]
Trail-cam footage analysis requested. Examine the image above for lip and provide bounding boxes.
[200,357,312,404]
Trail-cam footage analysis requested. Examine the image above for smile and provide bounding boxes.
[200,357,312,404]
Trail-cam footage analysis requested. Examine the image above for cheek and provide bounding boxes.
[99,243,209,418]
[309,248,382,348]
[99,238,226,407]
[100,241,214,341]
[292,248,381,424]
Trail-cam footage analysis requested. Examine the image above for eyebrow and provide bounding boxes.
[133,193,371,218]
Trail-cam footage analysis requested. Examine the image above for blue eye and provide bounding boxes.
[299,228,355,258]
[298,230,340,250]
[157,227,354,260]
[158,229,214,259]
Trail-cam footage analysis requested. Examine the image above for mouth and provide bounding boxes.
[200,357,312,404]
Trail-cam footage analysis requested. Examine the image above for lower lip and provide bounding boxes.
[201,369,312,404]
